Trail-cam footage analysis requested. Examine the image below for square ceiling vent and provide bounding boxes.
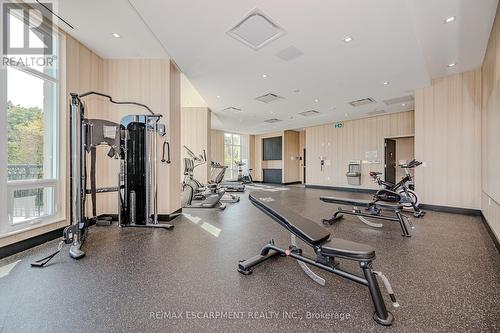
[383,95,414,105]
[227,8,286,50]
[264,118,282,123]
[348,97,376,107]
[298,110,320,117]
[256,93,283,103]
[221,107,242,112]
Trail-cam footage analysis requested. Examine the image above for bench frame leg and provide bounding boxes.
[238,241,394,326]
[323,207,412,237]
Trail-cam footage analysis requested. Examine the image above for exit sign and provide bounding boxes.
[334,122,344,129]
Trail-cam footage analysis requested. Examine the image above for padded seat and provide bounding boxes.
[320,196,373,207]
[249,192,330,246]
[320,238,375,261]
[374,201,403,210]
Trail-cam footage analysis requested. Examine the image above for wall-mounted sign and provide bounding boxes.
[334,122,344,129]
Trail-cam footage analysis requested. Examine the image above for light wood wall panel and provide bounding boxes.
[415,70,481,209]
[210,130,225,165]
[481,4,500,240]
[283,130,301,183]
[306,111,414,188]
[102,59,180,214]
[181,107,210,183]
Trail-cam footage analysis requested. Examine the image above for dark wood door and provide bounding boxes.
[384,139,397,184]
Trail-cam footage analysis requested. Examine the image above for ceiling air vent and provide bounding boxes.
[367,110,387,116]
[383,95,414,105]
[221,107,242,112]
[226,8,286,50]
[298,110,320,117]
[276,46,303,61]
[264,118,282,123]
[348,97,376,107]
[256,93,283,103]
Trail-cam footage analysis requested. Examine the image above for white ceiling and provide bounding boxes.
[55,0,498,134]
[55,0,166,58]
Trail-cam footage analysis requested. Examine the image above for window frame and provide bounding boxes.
[224,133,242,180]
[0,29,66,238]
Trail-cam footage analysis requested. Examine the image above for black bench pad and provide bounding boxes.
[321,238,375,261]
[249,191,330,246]
[320,196,373,207]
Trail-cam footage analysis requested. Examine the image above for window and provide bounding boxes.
[224,133,242,180]
[0,8,63,237]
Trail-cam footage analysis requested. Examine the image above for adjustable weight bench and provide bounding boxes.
[238,191,398,326]
[320,196,412,237]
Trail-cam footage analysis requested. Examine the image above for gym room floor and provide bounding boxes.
[0,185,499,332]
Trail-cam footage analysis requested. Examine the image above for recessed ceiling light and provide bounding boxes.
[401,103,406,107]
[112,33,121,38]
[444,16,456,24]
[383,81,390,86]
[448,63,456,67]
[262,74,268,78]
[343,36,353,43]
[314,99,319,103]
[216,95,220,99]
[344,113,348,117]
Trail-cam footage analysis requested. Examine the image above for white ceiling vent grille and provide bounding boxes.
[226,8,286,50]
[221,107,242,113]
[298,110,320,117]
[348,98,376,107]
[264,118,282,123]
[383,95,414,105]
[256,93,283,103]
[367,110,387,116]
[276,46,303,61]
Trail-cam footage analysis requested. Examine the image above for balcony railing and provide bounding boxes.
[7,164,44,181]
[8,164,47,221]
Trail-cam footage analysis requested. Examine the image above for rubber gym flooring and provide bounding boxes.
[0,185,499,332]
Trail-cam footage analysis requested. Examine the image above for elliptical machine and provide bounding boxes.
[370,159,425,218]
[32,92,174,267]
[181,146,227,210]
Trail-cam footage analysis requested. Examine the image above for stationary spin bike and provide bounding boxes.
[370,159,425,218]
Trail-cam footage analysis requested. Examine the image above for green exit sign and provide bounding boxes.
[334,122,344,129]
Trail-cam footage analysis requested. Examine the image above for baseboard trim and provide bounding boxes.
[305,184,377,194]
[481,213,500,254]
[0,227,64,260]
[283,181,302,185]
[158,208,182,221]
[419,204,481,216]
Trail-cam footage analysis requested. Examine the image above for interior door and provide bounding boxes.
[384,139,397,184]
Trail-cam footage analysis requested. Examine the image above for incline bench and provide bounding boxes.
[238,191,398,326]
[320,196,412,237]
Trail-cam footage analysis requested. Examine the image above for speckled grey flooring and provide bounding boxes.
[0,185,499,333]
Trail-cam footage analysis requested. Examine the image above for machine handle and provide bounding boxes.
[162,141,171,164]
